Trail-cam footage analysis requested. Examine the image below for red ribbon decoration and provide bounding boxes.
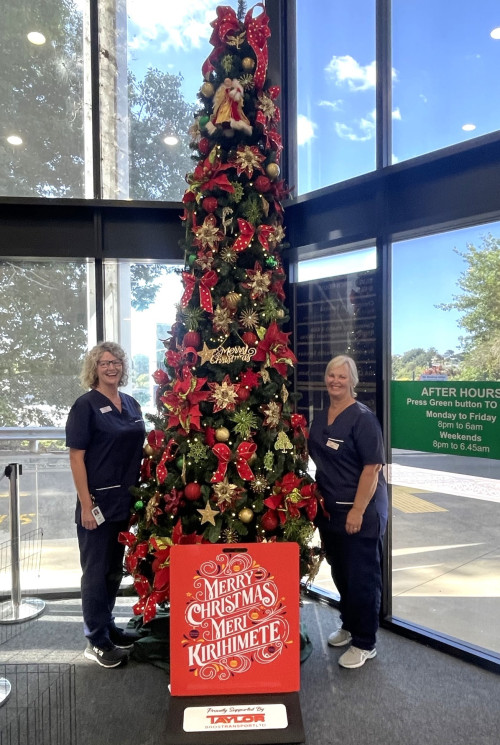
[244,4,270,90]
[232,218,255,253]
[257,224,275,250]
[211,442,256,482]
[202,6,240,80]
[156,449,169,485]
[235,442,256,481]
[156,438,179,485]
[181,270,218,313]
[211,443,231,482]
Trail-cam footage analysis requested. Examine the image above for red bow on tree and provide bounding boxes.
[181,270,218,314]
[211,441,257,482]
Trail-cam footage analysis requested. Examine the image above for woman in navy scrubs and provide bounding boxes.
[308,355,388,669]
[66,342,145,668]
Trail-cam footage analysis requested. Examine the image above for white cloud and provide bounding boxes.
[127,0,219,51]
[325,55,376,91]
[334,110,376,142]
[392,107,402,120]
[297,114,316,145]
[319,99,343,111]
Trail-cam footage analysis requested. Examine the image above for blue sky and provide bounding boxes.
[123,2,500,359]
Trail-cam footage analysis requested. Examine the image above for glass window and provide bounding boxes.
[392,1,500,163]
[296,0,376,195]
[103,260,183,417]
[391,224,500,655]
[0,1,88,198]
[294,248,379,596]
[0,259,96,592]
[101,0,240,201]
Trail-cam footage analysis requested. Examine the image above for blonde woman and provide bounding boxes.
[308,355,388,669]
[66,342,145,668]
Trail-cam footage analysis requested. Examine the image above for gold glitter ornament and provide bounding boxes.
[242,56,255,71]
[238,507,254,523]
[225,291,241,309]
[215,426,230,442]
[201,81,215,97]
[143,443,155,456]
[266,162,280,181]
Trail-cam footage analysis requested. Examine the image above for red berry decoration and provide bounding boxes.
[184,482,202,501]
[202,196,218,213]
[238,386,250,402]
[183,331,201,349]
[261,510,279,532]
[199,137,211,155]
[254,175,271,193]
[242,331,258,346]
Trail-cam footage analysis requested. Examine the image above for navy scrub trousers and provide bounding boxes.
[321,525,384,651]
[77,519,129,646]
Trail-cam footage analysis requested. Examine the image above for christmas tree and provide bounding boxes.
[120,2,322,624]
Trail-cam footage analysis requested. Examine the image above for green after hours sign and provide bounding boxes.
[391,381,500,459]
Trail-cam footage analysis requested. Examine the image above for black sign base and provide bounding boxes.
[166,691,305,745]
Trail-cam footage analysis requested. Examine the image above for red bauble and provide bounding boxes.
[241,331,258,346]
[254,175,271,193]
[238,386,251,402]
[184,482,202,501]
[199,137,211,155]
[183,331,201,350]
[202,196,218,213]
[261,510,279,532]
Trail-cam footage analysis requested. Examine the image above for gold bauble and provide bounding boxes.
[143,443,155,456]
[225,291,241,309]
[201,81,215,98]
[266,163,280,181]
[276,309,285,318]
[238,507,254,524]
[215,426,230,442]
[242,57,255,71]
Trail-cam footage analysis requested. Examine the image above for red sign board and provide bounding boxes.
[170,543,300,697]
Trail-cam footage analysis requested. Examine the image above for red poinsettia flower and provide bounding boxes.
[161,373,210,433]
[187,154,235,195]
[253,322,297,376]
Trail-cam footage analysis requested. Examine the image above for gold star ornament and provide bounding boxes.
[197,502,220,526]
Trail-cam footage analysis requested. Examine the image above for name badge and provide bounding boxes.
[100,406,112,413]
[326,438,343,450]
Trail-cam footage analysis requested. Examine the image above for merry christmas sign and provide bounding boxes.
[170,543,300,696]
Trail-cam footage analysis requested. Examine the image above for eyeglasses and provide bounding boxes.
[98,360,123,368]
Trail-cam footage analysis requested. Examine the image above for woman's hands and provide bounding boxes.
[345,506,364,534]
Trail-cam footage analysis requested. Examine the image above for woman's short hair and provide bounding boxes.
[325,355,359,396]
[80,341,129,389]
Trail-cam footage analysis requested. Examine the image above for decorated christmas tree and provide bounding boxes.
[120,2,322,624]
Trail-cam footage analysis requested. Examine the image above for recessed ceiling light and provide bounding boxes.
[163,135,179,146]
[7,135,23,146]
[462,123,476,132]
[27,31,46,45]
[490,27,500,39]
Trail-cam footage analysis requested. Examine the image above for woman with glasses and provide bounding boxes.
[66,342,145,668]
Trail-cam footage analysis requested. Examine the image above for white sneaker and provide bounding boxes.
[338,645,377,668]
[327,628,352,647]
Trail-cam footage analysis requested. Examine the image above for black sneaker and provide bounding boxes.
[84,642,129,668]
[108,626,141,649]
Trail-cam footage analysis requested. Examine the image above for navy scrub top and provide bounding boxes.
[308,401,388,537]
[65,389,146,522]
